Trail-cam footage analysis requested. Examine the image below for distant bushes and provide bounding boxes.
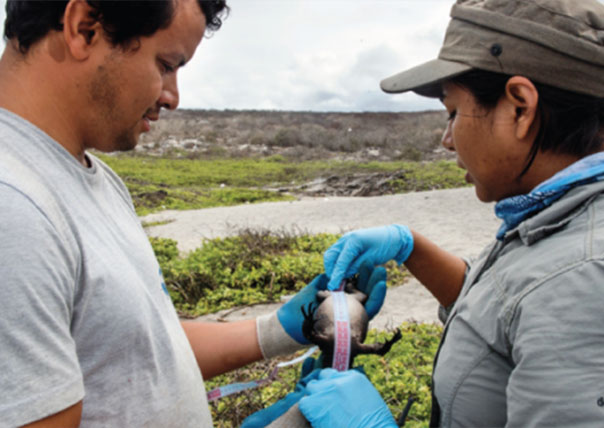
[99,155,468,215]
[138,109,450,162]
[249,118,446,158]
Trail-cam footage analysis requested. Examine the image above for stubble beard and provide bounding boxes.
[88,63,140,153]
[114,127,139,153]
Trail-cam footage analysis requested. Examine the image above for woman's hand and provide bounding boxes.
[324,224,414,290]
[299,369,398,428]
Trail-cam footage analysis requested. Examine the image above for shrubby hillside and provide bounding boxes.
[137,109,452,162]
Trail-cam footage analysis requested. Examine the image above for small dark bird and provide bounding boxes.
[301,277,402,369]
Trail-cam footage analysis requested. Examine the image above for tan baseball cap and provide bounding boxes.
[380,0,604,98]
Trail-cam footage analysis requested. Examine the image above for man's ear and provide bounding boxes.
[63,0,104,60]
[504,76,540,141]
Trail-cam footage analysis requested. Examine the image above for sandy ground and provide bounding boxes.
[142,187,501,328]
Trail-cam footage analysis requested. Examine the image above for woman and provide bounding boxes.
[297,0,604,427]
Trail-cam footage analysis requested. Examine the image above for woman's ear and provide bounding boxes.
[63,0,103,61]
[504,76,540,141]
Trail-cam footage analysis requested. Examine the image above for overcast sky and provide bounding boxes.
[0,1,452,112]
[181,0,452,112]
[180,0,454,112]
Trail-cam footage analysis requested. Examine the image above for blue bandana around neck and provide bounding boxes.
[495,152,604,240]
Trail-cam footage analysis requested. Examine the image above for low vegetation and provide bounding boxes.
[151,230,409,318]
[100,154,466,215]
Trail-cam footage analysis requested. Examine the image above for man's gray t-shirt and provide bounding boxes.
[0,109,213,426]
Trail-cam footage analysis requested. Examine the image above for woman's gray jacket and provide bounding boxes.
[431,180,604,427]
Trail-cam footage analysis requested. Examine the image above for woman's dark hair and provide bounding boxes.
[3,0,228,54]
[451,70,604,177]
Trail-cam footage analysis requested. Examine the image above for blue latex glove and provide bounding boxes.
[277,262,387,344]
[324,224,414,290]
[298,368,398,428]
[241,357,321,428]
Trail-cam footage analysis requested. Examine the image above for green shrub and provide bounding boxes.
[357,324,442,427]
[149,236,179,265]
[154,231,335,316]
[151,231,410,317]
[390,160,466,192]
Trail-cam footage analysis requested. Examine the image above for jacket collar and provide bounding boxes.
[502,180,604,246]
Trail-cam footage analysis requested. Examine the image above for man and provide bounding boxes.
[0,0,388,426]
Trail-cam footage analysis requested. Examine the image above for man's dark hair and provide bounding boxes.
[451,70,604,177]
[3,0,228,54]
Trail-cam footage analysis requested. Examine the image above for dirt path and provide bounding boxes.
[143,187,501,327]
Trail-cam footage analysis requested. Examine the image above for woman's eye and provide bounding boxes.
[447,110,457,121]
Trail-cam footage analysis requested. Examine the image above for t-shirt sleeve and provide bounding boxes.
[505,261,604,427]
[0,184,84,426]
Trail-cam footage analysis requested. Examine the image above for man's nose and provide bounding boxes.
[441,120,454,151]
[159,74,179,110]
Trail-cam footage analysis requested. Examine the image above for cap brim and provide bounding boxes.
[380,58,473,98]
